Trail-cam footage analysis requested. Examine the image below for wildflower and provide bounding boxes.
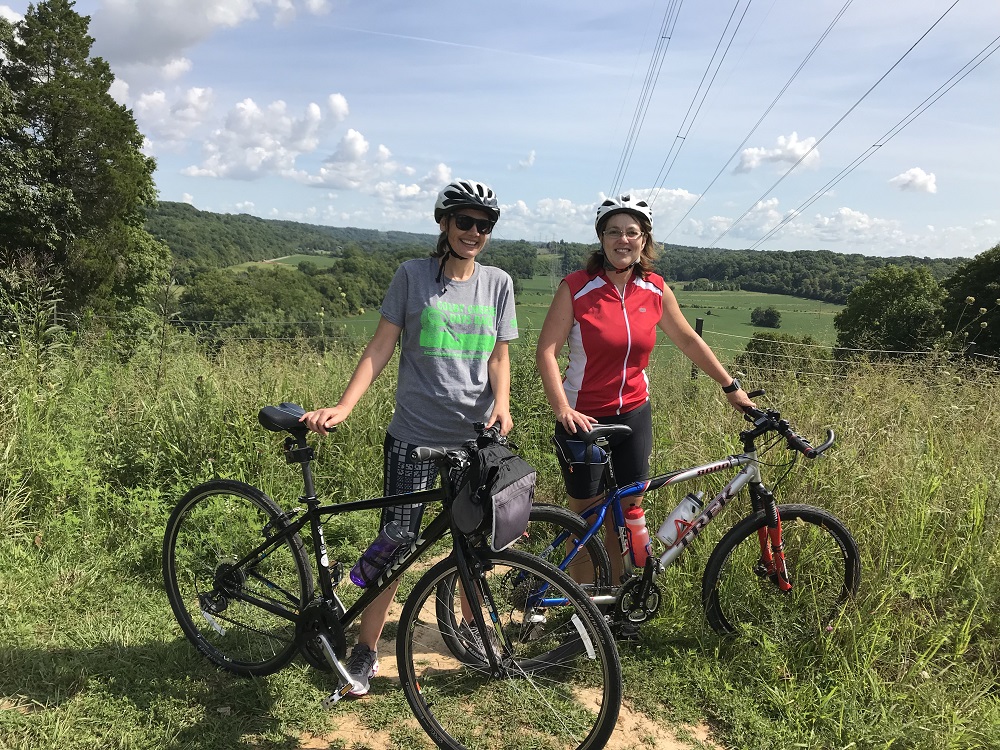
[981,322,988,329]
[979,308,987,315]
[966,296,976,304]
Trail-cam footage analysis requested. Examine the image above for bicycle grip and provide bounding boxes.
[411,446,449,462]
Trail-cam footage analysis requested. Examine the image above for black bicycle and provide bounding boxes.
[162,403,621,750]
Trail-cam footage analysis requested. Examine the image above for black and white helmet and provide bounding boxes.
[434,179,500,223]
[595,194,653,233]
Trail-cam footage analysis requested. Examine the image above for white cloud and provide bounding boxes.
[135,87,215,144]
[889,167,937,194]
[735,132,820,173]
[181,193,195,204]
[109,78,129,105]
[510,150,536,171]
[161,58,193,81]
[182,94,347,179]
[0,5,22,23]
[93,0,330,66]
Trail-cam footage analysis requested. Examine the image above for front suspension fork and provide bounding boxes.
[751,485,792,592]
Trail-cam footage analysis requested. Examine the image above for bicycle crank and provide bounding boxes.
[613,576,661,625]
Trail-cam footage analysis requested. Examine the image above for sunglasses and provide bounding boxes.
[452,214,495,234]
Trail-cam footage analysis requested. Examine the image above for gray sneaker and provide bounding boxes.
[457,620,499,661]
[346,643,379,697]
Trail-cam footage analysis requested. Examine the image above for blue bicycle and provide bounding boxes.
[517,397,861,639]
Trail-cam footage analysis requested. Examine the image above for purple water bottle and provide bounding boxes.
[350,521,414,587]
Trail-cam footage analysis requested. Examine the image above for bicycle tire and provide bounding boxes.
[162,479,313,676]
[399,548,621,750]
[434,504,612,662]
[702,504,860,638]
[523,503,613,589]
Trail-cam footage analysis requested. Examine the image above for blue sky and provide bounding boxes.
[3,0,998,258]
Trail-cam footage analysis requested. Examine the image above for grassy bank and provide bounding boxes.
[1,329,998,749]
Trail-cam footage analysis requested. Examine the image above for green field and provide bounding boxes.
[323,271,842,349]
[231,254,340,271]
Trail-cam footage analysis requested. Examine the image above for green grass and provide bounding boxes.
[231,253,341,271]
[2,328,999,749]
[322,272,842,346]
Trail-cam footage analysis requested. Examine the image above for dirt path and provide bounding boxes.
[302,600,721,750]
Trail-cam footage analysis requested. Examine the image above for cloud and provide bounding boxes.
[889,167,937,194]
[510,150,536,171]
[92,0,331,66]
[136,87,216,144]
[0,6,22,23]
[181,93,348,179]
[735,132,820,173]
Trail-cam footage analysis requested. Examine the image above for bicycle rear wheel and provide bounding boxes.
[702,504,860,638]
[162,479,313,676]
[434,503,612,662]
[399,548,621,750]
[522,503,612,588]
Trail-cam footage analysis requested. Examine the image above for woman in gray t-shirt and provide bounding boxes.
[301,179,517,697]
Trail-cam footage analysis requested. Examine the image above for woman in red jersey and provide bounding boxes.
[536,194,754,583]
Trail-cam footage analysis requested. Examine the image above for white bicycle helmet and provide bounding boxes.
[434,179,500,223]
[595,194,653,233]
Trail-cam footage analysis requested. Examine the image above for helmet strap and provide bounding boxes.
[602,249,637,275]
[435,242,465,284]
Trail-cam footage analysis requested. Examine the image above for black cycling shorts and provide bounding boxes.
[553,401,653,499]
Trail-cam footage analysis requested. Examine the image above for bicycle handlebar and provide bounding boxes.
[741,405,834,459]
[409,423,507,467]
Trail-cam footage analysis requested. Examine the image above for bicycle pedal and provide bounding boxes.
[321,682,354,709]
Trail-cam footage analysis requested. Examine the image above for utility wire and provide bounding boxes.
[608,0,686,197]
[707,0,963,247]
[663,0,855,239]
[749,31,1000,249]
[649,0,753,208]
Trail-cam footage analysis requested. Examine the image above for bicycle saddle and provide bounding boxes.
[575,424,632,445]
[258,402,309,437]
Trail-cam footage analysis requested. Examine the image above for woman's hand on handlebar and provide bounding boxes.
[725,388,757,413]
[485,408,513,436]
[300,405,350,436]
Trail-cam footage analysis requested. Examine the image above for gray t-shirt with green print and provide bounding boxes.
[380,257,518,446]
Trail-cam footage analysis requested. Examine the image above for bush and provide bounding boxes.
[750,305,781,328]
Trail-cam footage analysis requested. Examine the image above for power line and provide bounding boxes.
[748,30,1000,249]
[707,0,963,247]
[649,0,754,208]
[663,0,855,239]
[608,0,686,197]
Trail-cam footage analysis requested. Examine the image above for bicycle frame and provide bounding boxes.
[208,432,519,689]
[552,426,806,611]
[583,450,767,570]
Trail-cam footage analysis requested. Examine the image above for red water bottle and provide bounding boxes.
[624,506,651,569]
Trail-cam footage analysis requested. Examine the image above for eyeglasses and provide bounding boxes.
[452,214,495,234]
[603,228,643,241]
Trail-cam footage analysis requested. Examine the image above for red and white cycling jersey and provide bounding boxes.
[561,269,665,416]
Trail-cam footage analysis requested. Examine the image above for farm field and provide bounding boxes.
[232,253,340,271]
[322,270,842,348]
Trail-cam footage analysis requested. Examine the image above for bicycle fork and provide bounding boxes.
[751,485,792,593]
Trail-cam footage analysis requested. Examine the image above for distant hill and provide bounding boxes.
[147,201,968,305]
[146,201,437,282]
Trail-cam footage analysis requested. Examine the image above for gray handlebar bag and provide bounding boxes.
[452,442,536,552]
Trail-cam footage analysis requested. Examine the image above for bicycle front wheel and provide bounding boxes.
[702,504,860,638]
[162,479,313,676]
[434,503,612,663]
[399,548,621,750]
